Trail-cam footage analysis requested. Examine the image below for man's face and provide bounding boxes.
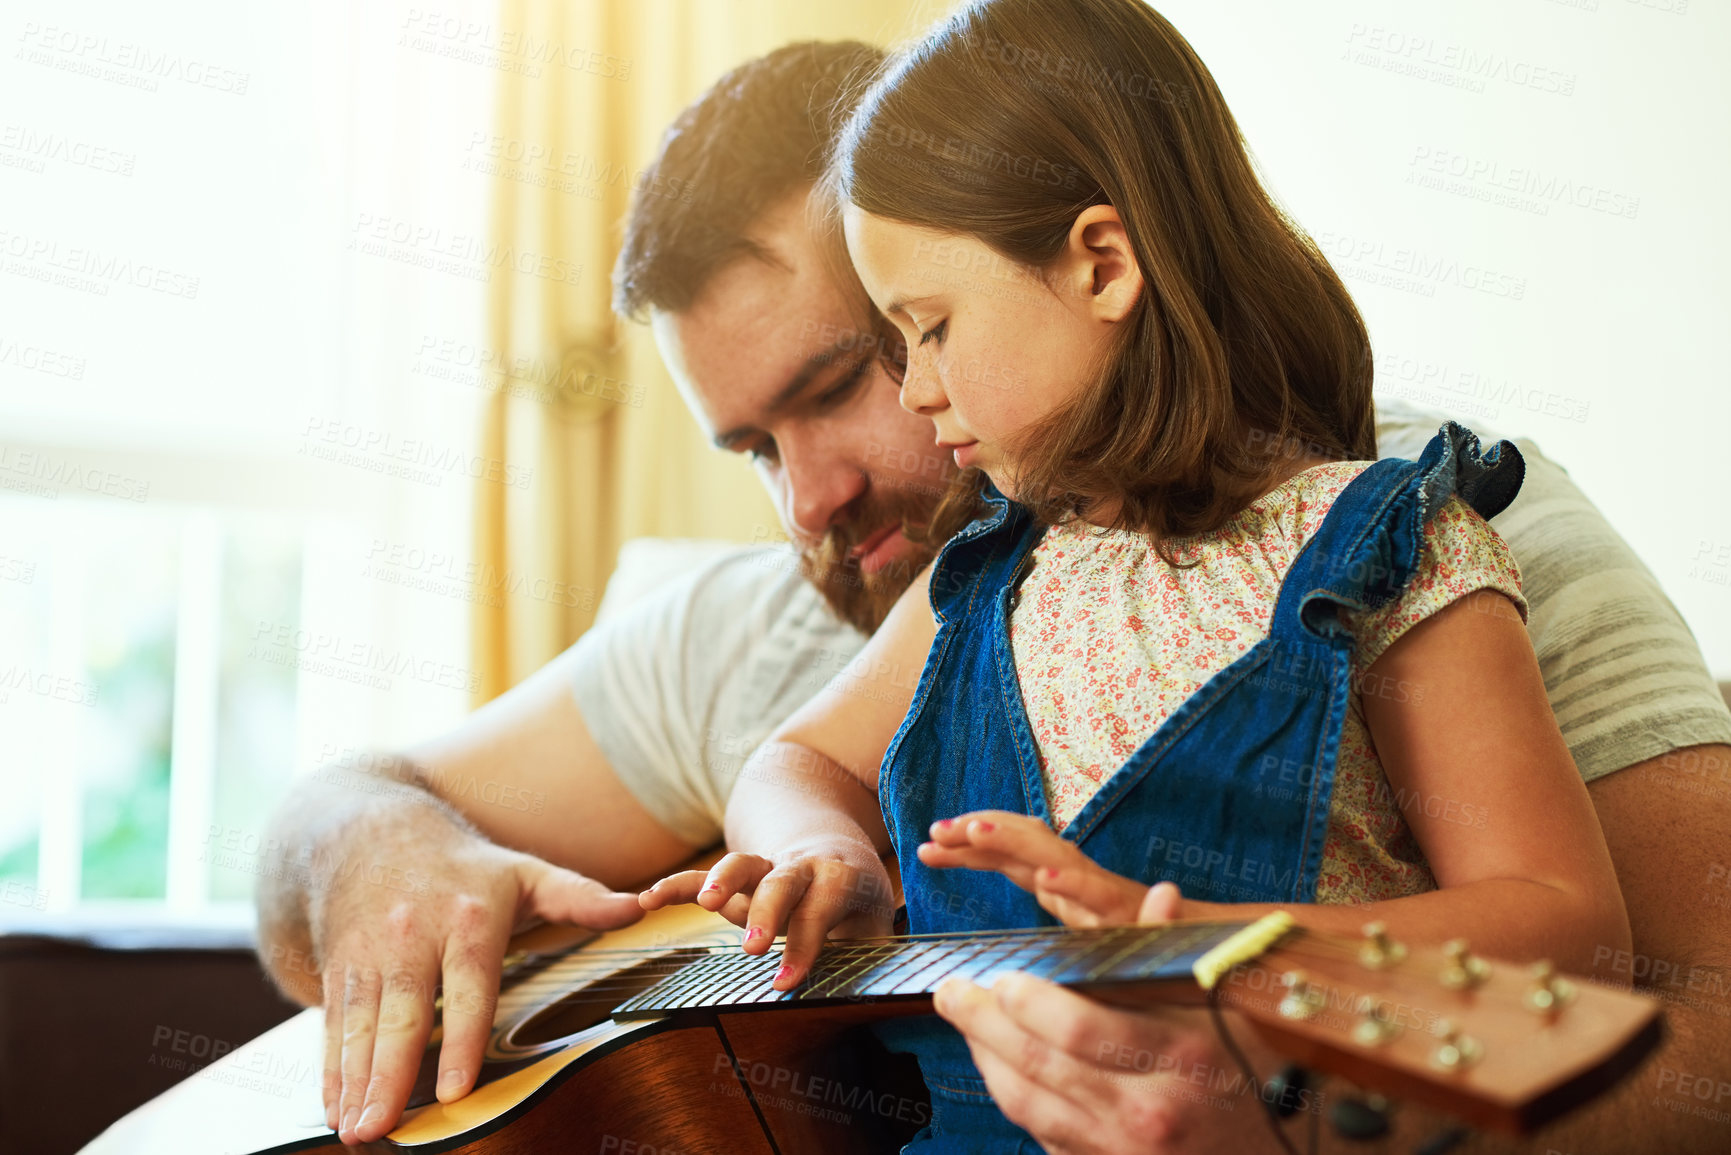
[651,193,960,634]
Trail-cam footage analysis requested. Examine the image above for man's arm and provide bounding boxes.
[1456,744,1731,1154]
[257,543,857,1146]
[934,745,1731,1155]
[255,645,689,1146]
[403,646,701,885]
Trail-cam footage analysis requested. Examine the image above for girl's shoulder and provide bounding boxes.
[1247,460,1526,665]
[1234,458,1376,549]
[1344,493,1527,670]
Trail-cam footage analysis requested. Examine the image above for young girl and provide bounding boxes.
[642,0,1628,1148]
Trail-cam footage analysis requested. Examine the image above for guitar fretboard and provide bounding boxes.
[611,921,1249,1020]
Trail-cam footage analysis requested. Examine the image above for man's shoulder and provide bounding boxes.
[1373,397,1510,461]
[595,541,865,660]
[1372,398,1731,779]
[684,543,851,624]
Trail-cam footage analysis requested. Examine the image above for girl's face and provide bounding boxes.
[843,204,1140,497]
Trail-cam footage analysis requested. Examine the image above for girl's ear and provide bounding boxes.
[1059,204,1144,324]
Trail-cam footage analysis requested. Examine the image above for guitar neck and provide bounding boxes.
[611,921,1251,1019]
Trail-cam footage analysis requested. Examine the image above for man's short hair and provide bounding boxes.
[611,40,885,320]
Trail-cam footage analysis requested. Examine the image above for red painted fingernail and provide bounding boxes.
[702,882,721,892]
[1041,866,1060,880]
[775,965,795,984]
[934,818,953,828]
[975,821,995,832]
[746,925,764,941]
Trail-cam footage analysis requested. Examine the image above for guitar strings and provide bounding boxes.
[479,943,1376,1007]
[451,931,1174,1008]
[485,924,1213,1002]
[463,922,1379,1009]
[482,926,1371,1005]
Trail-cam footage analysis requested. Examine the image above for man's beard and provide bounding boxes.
[798,489,940,635]
[797,469,987,635]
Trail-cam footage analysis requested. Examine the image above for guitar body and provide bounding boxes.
[82,900,931,1154]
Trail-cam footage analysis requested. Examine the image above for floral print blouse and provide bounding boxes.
[1009,461,1526,904]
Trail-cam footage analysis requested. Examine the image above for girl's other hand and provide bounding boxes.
[918,811,1166,927]
[638,845,895,990]
[1133,879,1183,924]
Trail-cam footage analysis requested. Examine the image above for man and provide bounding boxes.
[256,40,1731,1151]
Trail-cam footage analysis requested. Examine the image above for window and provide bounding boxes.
[0,0,497,924]
[0,500,302,914]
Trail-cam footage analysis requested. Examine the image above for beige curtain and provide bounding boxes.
[472,0,951,702]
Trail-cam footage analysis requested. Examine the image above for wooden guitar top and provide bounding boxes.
[81,901,742,1154]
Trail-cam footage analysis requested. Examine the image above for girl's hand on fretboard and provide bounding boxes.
[638,842,896,990]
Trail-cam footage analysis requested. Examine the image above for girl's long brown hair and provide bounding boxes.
[827,0,1376,552]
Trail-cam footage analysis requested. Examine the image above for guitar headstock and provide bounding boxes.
[1204,925,1662,1134]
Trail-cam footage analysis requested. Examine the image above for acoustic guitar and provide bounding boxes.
[84,894,1662,1153]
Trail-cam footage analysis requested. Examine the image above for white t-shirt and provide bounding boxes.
[572,401,1731,846]
[568,546,866,845]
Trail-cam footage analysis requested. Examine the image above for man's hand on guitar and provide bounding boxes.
[639,841,895,990]
[309,824,642,1147]
[919,810,1181,927]
[933,972,1282,1155]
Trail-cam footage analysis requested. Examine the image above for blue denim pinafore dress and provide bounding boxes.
[873,423,1522,1153]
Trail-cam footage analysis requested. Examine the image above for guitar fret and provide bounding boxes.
[743,979,797,1004]
[1080,927,1164,982]
[711,964,779,1006]
[670,974,740,1009]
[803,944,895,1000]
[1125,923,1199,960]
[640,952,732,1008]
[647,962,717,1004]
[1012,932,1105,981]
[927,939,1029,987]
[653,981,712,1010]
[1038,930,1147,984]
[1080,923,1234,984]
[679,955,775,1008]
[888,939,999,996]
[857,940,954,996]
[966,934,1074,988]
[842,943,912,994]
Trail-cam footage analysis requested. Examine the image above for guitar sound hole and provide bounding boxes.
[509,951,705,1048]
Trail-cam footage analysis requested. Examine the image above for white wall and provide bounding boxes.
[1153,0,1729,675]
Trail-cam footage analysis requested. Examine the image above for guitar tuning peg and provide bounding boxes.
[1329,1092,1391,1141]
[1415,1125,1474,1155]
[1264,1064,1312,1118]
[1429,1018,1483,1071]
[1358,920,1407,970]
[1438,938,1490,990]
[1278,969,1326,1021]
[1350,995,1402,1047]
[1523,960,1576,1015]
